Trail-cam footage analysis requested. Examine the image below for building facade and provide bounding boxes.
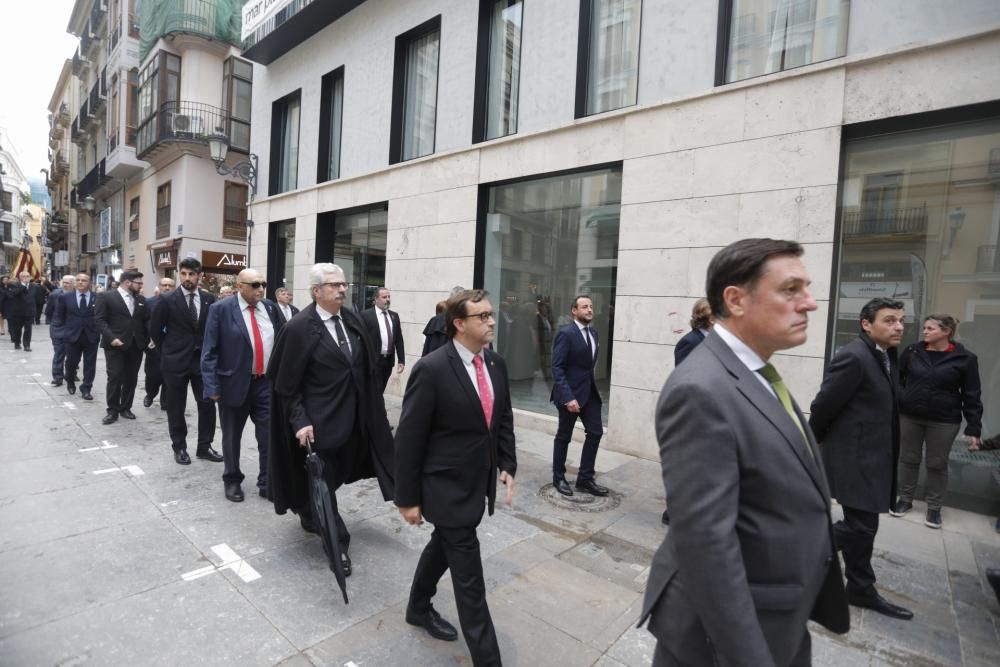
[1,129,31,276]
[243,0,1000,511]
[46,59,80,279]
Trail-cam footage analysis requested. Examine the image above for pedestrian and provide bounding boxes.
[810,297,913,620]
[639,239,848,667]
[95,269,148,425]
[56,273,99,401]
[673,297,713,367]
[201,268,283,502]
[46,275,76,387]
[273,286,299,324]
[422,286,464,356]
[33,279,47,325]
[891,313,983,529]
[7,271,41,351]
[143,277,175,410]
[150,260,223,466]
[0,275,9,335]
[361,287,405,391]
[219,285,233,299]
[395,289,516,667]
[550,294,610,497]
[268,263,395,575]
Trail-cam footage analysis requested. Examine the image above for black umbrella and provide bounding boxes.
[304,438,349,604]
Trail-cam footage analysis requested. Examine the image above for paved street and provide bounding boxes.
[1,328,999,666]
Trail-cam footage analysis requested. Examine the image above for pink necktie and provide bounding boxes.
[472,355,493,428]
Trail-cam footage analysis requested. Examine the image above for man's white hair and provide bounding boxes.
[308,263,346,287]
[61,274,76,284]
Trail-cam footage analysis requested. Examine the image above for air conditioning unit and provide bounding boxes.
[171,113,203,137]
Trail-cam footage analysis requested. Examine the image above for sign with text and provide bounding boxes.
[203,250,247,274]
[155,247,178,268]
[241,0,293,41]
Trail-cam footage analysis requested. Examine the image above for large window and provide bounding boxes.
[136,52,181,153]
[126,68,138,147]
[222,57,253,153]
[316,203,388,312]
[480,165,622,420]
[267,220,296,300]
[834,112,1000,512]
[128,196,139,241]
[719,0,850,84]
[318,67,344,183]
[223,183,248,240]
[474,0,523,142]
[390,17,440,164]
[269,90,301,195]
[156,182,171,239]
[576,0,642,118]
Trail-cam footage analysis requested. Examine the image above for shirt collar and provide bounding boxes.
[117,286,132,300]
[453,339,483,365]
[181,286,197,297]
[714,322,768,373]
[574,319,590,332]
[237,293,259,311]
[315,303,341,321]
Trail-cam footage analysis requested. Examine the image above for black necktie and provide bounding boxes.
[332,315,351,357]
[80,293,86,310]
[188,292,198,325]
[584,326,595,359]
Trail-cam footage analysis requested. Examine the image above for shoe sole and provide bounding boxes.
[924,520,942,529]
[888,510,909,517]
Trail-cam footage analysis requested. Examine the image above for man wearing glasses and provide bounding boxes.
[94,269,149,425]
[202,268,284,502]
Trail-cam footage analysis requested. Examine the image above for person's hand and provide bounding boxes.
[499,470,515,507]
[968,436,983,451]
[296,425,314,448]
[111,338,124,347]
[396,363,405,374]
[565,400,580,414]
[209,394,221,402]
[399,505,423,525]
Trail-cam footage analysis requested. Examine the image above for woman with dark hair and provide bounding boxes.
[891,313,983,529]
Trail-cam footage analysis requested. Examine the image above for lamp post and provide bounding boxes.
[208,132,258,265]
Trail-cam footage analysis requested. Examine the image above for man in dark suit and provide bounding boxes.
[7,271,40,351]
[810,297,913,621]
[422,286,465,357]
[273,287,299,324]
[45,275,76,387]
[268,263,395,574]
[395,289,516,667]
[150,259,222,466]
[640,239,848,667]
[550,295,608,497]
[673,297,713,367]
[55,273,99,401]
[202,268,283,502]
[142,277,174,410]
[95,269,148,425]
[361,287,405,391]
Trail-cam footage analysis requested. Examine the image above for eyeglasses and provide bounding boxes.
[319,281,348,290]
[462,311,496,323]
[240,281,268,289]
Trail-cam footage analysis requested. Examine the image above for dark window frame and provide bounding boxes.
[136,51,181,152]
[574,0,644,119]
[128,195,140,241]
[389,15,442,165]
[155,181,171,240]
[222,56,253,154]
[317,66,345,184]
[223,181,249,240]
[268,88,302,196]
[472,0,524,144]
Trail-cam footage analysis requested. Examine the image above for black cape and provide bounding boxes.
[267,304,395,515]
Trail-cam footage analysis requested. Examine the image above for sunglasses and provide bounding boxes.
[240,281,268,289]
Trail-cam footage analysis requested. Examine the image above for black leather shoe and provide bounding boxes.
[406,605,458,641]
[340,552,352,578]
[196,447,224,462]
[81,392,93,401]
[848,591,914,620]
[119,409,136,420]
[102,411,118,425]
[554,478,573,496]
[224,483,245,502]
[23,347,31,352]
[299,514,319,534]
[143,395,153,408]
[66,381,76,395]
[575,479,610,496]
[661,509,670,526]
[174,450,191,465]
[51,380,63,387]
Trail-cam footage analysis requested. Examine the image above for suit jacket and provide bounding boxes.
[6,282,40,318]
[641,331,848,666]
[809,332,900,514]
[201,296,283,406]
[150,287,217,375]
[95,289,148,350]
[550,322,599,407]
[46,288,66,336]
[361,306,405,364]
[421,313,448,357]
[674,328,707,367]
[274,302,300,324]
[53,290,99,345]
[394,342,517,528]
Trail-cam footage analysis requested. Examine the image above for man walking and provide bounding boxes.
[550,295,609,497]
[202,268,283,501]
[361,287,405,391]
[395,289,516,667]
[150,259,222,466]
[273,287,299,324]
[640,238,848,667]
[46,275,76,386]
[7,271,40,351]
[95,270,148,424]
[55,273,99,401]
[143,277,174,410]
[810,297,913,620]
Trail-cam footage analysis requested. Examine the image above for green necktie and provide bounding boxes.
[758,363,813,460]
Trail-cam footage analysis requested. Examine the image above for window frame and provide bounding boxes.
[128,196,140,241]
[574,0,644,119]
[268,89,302,196]
[222,56,253,154]
[155,181,171,240]
[223,181,249,240]
[472,0,524,144]
[136,51,181,152]
[317,66,345,184]
[389,15,442,165]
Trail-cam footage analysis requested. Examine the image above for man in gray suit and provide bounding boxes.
[640,239,848,667]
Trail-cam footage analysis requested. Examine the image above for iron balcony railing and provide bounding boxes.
[842,204,929,236]
[161,0,221,41]
[77,158,110,199]
[977,245,999,273]
[89,67,107,117]
[71,116,85,143]
[137,100,243,158]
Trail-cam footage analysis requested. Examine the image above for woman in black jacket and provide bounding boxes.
[891,313,983,529]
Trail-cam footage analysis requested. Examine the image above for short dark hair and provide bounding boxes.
[445,289,490,337]
[860,298,904,325]
[120,269,143,283]
[179,257,202,273]
[705,238,804,318]
[571,294,592,311]
[690,297,712,330]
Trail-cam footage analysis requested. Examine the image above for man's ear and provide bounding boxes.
[722,285,746,319]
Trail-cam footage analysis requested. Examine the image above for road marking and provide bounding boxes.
[160,500,180,507]
[62,402,77,410]
[181,543,261,583]
[16,373,41,377]
[79,440,118,452]
[92,465,144,477]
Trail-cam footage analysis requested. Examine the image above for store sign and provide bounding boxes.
[156,247,178,268]
[241,0,293,41]
[839,282,913,299]
[203,250,247,273]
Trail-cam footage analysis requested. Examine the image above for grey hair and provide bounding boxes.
[449,285,466,297]
[308,263,346,287]
[61,274,76,284]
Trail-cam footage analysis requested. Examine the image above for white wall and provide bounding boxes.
[847,0,1000,54]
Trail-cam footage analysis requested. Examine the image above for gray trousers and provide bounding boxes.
[898,414,961,510]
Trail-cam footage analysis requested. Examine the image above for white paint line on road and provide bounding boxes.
[160,500,180,507]
[62,402,77,410]
[345,662,360,667]
[91,465,145,477]
[16,373,42,377]
[78,441,118,452]
[180,544,261,584]
[180,565,217,582]
[93,467,120,475]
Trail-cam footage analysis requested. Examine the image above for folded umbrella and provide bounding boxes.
[304,438,349,604]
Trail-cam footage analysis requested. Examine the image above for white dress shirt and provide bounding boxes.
[376,306,393,355]
[714,323,776,399]
[180,286,200,319]
[279,303,293,322]
[237,293,275,373]
[574,319,596,359]
[117,286,134,315]
[453,340,494,400]
[315,303,353,355]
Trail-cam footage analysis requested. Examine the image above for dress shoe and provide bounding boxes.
[661,509,670,526]
[174,450,191,465]
[14,343,21,350]
[299,514,319,534]
[575,479,610,496]
[102,411,118,425]
[406,605,458,642]
[196,447,223,462]
[848,591,914,620]
[553,478,573,496]
[225,482,245,502]
[23,347,31,352]
[51,380,63,387]
[81,392,93,401]
[258,487,268,498]
[340,552,352,577]
[143,395,153,408]
[66,381,76,395]
[119,409,136,420]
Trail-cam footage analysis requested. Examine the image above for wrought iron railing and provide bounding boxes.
[842,204,928,236]
[77,159,109,199]
[89,67,107,116]
[977,245,999,273]
[137,100,235,158]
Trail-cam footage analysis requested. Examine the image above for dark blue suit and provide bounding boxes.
[674,328,708,367]
[202,296,283,489]
[550,321,603,483]
[54,290,100,393]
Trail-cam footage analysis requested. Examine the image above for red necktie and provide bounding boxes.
[249,306,265,375]
[472,354,493,428]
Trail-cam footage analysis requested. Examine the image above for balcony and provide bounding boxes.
[72,47,85,75]
[89,68,107,117]
[977,245,999,274]
[81,25,93,55]
[842,204,929,238]
[77,158,112,201]
[57,103,71,127]
[54,150,70,176]
[71,116,88,145]
[242,0,364,65]
[91,0,108,30]
[49,136,60,150]
[49,123,65,142]
[136,101,241,160]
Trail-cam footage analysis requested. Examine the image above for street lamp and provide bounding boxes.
[208,131,258,265]
[82,195,96,212]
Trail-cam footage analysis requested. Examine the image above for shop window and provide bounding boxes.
[316,203,388,312]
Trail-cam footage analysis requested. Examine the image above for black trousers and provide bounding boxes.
[220,376,270,489]
[164,371,216,453]
[104,345,144,412]
[409,525,501,667]
[144,348,165,405]
[51,334,66,382]
[552,387,603,483]
[64,339,98,392]
[377,355,394,391]
[9,316,32,347]
[835,505,879,596]
[652,631,811,667]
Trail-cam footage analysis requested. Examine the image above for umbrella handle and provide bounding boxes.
[305,436,314,455]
